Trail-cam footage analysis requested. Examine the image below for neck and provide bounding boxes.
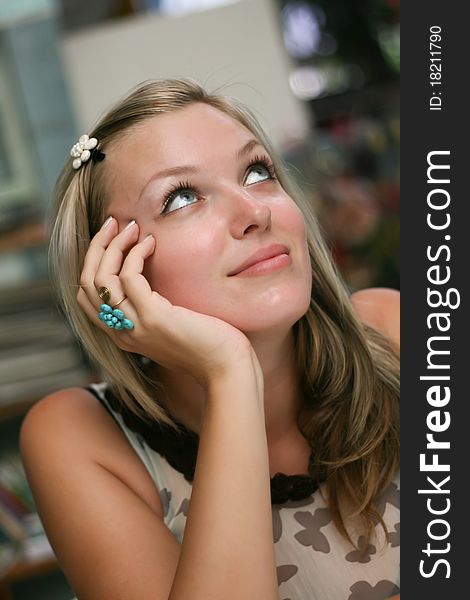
[248,328,302,444]
[154,328,303,446]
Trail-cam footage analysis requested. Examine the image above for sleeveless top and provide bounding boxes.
[85,382,400,600]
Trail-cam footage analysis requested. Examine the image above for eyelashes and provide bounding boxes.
[160,154,277,215]
[160,180,202,215]
[248,154,277,182]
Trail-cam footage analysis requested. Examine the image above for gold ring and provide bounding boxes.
[112,296,127,309]
[98,286,111,304]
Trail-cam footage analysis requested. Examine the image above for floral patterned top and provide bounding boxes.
[87,382,400,600]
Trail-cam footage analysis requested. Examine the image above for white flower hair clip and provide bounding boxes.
[70,134,105,170]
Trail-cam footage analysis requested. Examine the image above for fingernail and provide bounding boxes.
[102,216,114,229]
[124,219,136,231]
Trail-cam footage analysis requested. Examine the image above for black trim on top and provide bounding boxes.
[84,384,320,505]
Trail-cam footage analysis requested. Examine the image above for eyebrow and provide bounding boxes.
[138,138,263,201]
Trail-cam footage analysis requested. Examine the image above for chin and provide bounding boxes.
[225,290,311,335]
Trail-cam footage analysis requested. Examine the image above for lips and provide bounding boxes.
[228,243,290,276]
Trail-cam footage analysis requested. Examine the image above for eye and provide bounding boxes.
[161,182,200,215]
[244,156,277,186]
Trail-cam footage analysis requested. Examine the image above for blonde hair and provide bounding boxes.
[49,79,399,547]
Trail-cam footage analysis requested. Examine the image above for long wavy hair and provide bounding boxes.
[49,78,399,548]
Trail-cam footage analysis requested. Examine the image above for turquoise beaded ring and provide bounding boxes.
[98,303,134,330]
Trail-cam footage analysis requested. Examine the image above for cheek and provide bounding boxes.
[278,201,312,295]
[142,229,221,308]
[276,200,309,253]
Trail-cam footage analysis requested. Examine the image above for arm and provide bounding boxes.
[169,352,278,599]
[21,361,278,600]
[351,287,400,351]
[20,390,183,600]
[22,221,278,598]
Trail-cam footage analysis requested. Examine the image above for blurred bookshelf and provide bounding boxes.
[0,222,93,598]
[0,452,59,600]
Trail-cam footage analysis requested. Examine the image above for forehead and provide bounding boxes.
[116,103,254,164]
[105,103,256,212]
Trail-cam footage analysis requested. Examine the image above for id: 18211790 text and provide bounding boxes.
[429,25,443,111]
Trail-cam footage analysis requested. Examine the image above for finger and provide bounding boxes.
[77,286,117,335]
[119,235,170,314]
[93,220,140,308]
[77,286,134,341]
[80,216,118,297]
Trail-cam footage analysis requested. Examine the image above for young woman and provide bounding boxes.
[20,79,400,600]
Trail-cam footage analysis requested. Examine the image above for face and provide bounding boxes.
[106,103,312,334]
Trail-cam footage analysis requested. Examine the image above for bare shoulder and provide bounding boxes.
[20,387,104,462]
[19,388,182,598]
[350,287,400,350]
[20,387,163,518]
[21,387,110,446]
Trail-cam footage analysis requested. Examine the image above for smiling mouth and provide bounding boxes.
[233,253,291,277]
[228,245,291,277]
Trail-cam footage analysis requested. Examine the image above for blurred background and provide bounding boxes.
[0,0,399,597]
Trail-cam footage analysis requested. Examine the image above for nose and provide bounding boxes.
[226,188,272,239]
